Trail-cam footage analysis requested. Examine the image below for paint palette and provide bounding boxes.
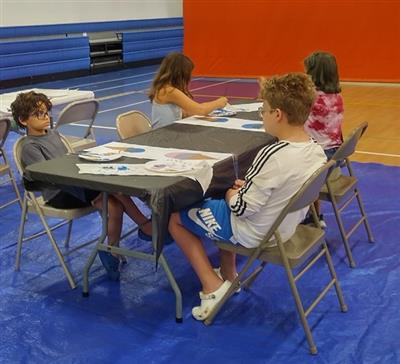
[209,108,237,117]
[145,159,195,174]
[241,123,264,129]
[194,116,229,122]
[78,152,122,162]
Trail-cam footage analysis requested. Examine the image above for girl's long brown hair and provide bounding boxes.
[304,51,341,94]
[149,52,194,102]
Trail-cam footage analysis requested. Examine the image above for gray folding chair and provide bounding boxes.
[116,110,152,140]
[13,135,99,289]
[320,122,374,268]
[204,160,347,355]
[0,118,22,209]
[54,99,99,152]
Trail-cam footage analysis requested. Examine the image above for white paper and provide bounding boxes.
[175,116,265,132]
[227,102,263,112]
[85,142,232,164]
[76,160,213,194]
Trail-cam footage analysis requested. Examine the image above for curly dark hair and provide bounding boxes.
[259,73,316,125]
[10,91,52,129]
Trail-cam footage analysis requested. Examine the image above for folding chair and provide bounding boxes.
[320,122,374,268]
[54,99,99,152]
[0,118,22,209]
[13,135,99,289]
[204,160,347,355]
[116,110,152,140]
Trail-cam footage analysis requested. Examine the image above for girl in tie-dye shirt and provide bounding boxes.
[304,51,343,159]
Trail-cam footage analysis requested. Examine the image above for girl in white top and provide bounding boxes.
[149,52,228,128]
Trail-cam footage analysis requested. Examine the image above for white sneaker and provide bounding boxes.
[319,214,327,229]
[214,267,241,293]
[319,219,327,229]
[192,281,232,321]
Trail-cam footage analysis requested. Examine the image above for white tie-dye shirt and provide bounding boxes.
[304,91,344,150]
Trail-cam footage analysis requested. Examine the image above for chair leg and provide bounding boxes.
[8,168,23,208]
[241,261,267,289]
[30,197,77,289]
[65,220,73,248]
[323,242,348,312]
[15,195,28,271]
[330,198,356,268]
[284,266,318,355]
[354,189,375,243]
[37,212,77,289]
[205,253,259,325]
[204,279,238,326]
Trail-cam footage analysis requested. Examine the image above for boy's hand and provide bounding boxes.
[225,188,238,202]
[225,179,245,202]
[232,179,245,190]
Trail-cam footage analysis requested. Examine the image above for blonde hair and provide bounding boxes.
[149,52,194,102]
[259,73,316,125]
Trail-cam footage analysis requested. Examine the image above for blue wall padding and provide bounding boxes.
[124,38,183,53]
[123,47,183,62]
[0,18,183,39]
[0,48,89,68]
[0,18,183,82]
[123,28,183,42]
[0,36,89,81]
[123,29,183,62]
[1,59,90,81]
[0,37,88,54]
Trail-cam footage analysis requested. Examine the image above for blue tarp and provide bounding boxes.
[0,132,399,363]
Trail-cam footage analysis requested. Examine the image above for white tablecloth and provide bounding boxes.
[0,88,95,116]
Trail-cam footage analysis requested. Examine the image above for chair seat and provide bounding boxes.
[27,196,96,219]
[65,136,96,152]
[216,224,325,268]
[0,163,10,176]
[319,175,357,202]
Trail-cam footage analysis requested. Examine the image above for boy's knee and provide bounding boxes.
[91,196,102,210]
[168,212,180,231]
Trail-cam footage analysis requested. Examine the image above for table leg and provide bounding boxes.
[82,192,108,297]
[152,214,183,322]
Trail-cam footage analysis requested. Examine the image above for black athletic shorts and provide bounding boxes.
[46,189,100,209]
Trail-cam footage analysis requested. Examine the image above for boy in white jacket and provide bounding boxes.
[168,73,326,321]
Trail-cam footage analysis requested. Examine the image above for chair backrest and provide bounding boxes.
[261,160,336,243]
[55,99,99,137]
[0,118,11,150]
[331,122,368,161]
[116,110,152,140]
[13,136,27,176]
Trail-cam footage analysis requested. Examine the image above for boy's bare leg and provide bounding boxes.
[112,194,151,235]
[169,212,223,293]
[314,199,321,215]
[219,250,237,281]
[92,194,124,247]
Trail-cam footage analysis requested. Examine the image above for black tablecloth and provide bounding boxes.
[26,119,274,259]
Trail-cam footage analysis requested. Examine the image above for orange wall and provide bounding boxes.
[183,0,400,82]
